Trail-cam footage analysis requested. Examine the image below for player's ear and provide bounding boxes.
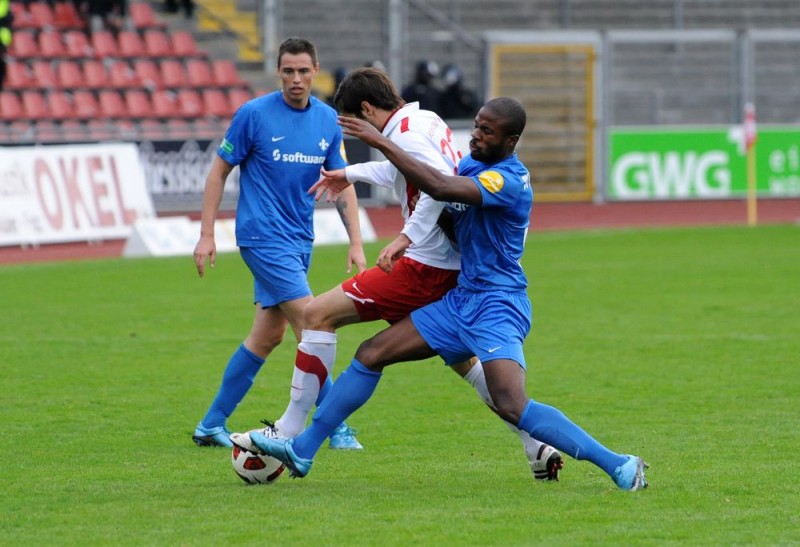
[359,101,373,119]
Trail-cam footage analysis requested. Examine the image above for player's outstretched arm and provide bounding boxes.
[338,116,482,205]
[194,157,234,277]
[335,184,367,273]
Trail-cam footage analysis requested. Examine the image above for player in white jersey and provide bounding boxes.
[264,67,562,480]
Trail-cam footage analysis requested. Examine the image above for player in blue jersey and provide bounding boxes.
[191,37,367,448]
[247,96,649,490]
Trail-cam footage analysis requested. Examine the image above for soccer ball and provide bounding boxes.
[230,431,285,485]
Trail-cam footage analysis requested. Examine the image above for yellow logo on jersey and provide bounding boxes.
[339,141,348,162]
[478,171,504,193]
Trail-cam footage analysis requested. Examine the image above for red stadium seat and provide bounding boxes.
[228,88,253,112]
[129,2,160,29]
[171,31,200,57]
[10,3,37,30]
[159,60,186,88]
[212,59,245,87]
[134,59,162,90]
[116,119,140,140]
[32,61,59,89]
[61,120,89,140]
[57,61,84,89]
[186,59,213,87]
[202,88,231,118]
[82,61,108,89]
[29,2,56,29]
[86,119,116,140]
[38,31,66,59]
[64,31,92,59]
[151,90,179,118]
[54,2,86,29]
[138,119,166,139]
[73,90,100,119]
[49,91,74,120]
[91,30,119,58]
[125,89,154,118]
[5,62,35,90]
[118,30,146,58]
[8,31,38,58]
[35,121,62,142]
[166,118,193,139]
[98,90,126,118]
[0,92,25,121]
[177,89,203,117]
[109,61,139,89]
[22,90,49,120]
[192,118,220,138]
[143,30,172,57]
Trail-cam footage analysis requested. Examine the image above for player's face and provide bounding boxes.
[469,108,517,163]
[278,53,318,109]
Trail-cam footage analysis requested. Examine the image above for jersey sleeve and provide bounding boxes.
[217,102,254,166]
[401,191,444,245]
[324,126,348,171]
[345,160,397,188]
[471,165,525,208]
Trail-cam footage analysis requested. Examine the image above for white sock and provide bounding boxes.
[275,329,336,438]
[462,360,545,462]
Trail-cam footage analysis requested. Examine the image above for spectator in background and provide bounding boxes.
[438,64,479,120]
[0,0,12,91]
[401,59,441,111]
[164,0,194,18]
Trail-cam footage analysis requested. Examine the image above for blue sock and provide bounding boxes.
[315,376,333,406]
[517,399,628,477]
[293,359,381,459]
[201,344,265,428]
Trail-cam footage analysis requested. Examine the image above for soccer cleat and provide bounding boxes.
[192,423,233,447]
[612,455,649,491]
[249,432,313,478]
[328,422,363,450]
[530,444,564,481]
[230,420,285,451]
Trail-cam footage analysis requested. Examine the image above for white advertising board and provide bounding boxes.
[0,143,155,247]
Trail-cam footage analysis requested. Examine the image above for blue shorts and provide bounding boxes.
[240,246,312,308]
[410,288,531,368]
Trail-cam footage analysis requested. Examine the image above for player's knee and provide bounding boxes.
[488,387,526,424]
[353,339,383,371]
[302,300,329,330]
[247,330,285,356]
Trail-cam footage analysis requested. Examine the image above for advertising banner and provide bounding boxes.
[608,126,800,200]
[0,143,155,246]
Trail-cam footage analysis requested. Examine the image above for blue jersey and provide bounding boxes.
[218,91,347,252]
[448,153,533,292]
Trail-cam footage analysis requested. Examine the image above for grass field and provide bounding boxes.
[1,225,798,545]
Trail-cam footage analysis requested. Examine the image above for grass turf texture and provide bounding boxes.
[1,225,798,545]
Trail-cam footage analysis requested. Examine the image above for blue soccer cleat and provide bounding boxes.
[612,455,649,491]
[250,432,313,478]
[328,422,363,450]
[192,423,233,447]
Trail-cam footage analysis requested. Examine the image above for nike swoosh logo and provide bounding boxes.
[487,346,502,353]
[272,136,286,142]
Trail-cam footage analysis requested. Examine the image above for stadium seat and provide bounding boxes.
[5,62,34,90]
[159,60,187,88]
[29,2,56,29]
[35,121,62,142]
[171,31,200,57]
[166,118,193,139]
[212,59,245,87]
[192,118,220,138]
[151,90,179,118]
[116,119,140,140]
[129,2,160,30]
[64,31,92,59]
[91,30,119,58]
[10,3,37,30]
[177,89,203,117]
[138,119,165,139]
[49,91,75,120]
[73,90,100,119]
[118,30,146,58]
[86,119,116,140]
[61,120,89,141]
[186,59,213,87]
[109,61,139,89]
[22,90,49,120]
[82,61,109,89]
[57,61,84,89]
[54,2,86,29]
[134,59,162,90]
[32,61,59,89]
[0,92,25,121]
[202,88,231,118]
[8,31,38,58]
[125,89,154,118]
[38,31,66,59]
[143,30,172,57]
[98,90,126,118]
[228,88,253,111]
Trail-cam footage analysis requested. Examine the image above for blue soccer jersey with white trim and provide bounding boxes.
[448,153,533,292]
[218,91,347,251]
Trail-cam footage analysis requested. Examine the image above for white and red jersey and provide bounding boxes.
[344,102,463,271]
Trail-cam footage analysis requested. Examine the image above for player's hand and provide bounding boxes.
[194,235,216,277]
[310,169,351,202]
[337,116,386,147]
[377,234,411,273]
[348,243,367,274]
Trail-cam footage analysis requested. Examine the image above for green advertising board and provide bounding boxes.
[608,126,800,200]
